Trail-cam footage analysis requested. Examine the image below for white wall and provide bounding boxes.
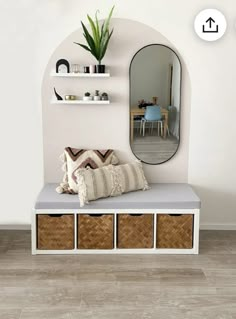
[130,46,174,108]
[0,0,236,228]
[42,19,189,184]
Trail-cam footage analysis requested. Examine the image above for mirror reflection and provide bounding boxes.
[130,44,181,164]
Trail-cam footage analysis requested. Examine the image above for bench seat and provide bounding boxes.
[35,183,200,210]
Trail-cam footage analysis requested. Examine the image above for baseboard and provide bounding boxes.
[200,224,236,230]
[0,225,31,230]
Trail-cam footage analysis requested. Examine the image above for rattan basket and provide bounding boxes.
[37,214,74,250]
[117,214,154,249]
[78,214,114,249]
[157,214,193,249]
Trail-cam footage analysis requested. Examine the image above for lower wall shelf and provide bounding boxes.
[51,100,110,105]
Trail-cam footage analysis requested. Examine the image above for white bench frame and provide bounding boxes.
[32,208,200,255]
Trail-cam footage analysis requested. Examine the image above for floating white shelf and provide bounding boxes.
[51,100,110,105]
[51,71,110,78]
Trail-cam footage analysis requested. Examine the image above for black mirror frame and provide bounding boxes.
[129,44,182,165]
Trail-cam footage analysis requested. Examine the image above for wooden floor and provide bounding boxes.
[0,230,236,319]
[131,133,178,163]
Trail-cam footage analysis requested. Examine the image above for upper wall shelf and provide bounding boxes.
[51,72,110,78]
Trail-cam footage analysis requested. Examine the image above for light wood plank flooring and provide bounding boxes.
[131,133,179,163]
[0,230,236,318]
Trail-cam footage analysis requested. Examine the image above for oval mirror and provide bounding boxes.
[129,44,182,164]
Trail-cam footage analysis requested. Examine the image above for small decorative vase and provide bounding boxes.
[101,93,109,101]
[152,96,158,105]
[65,95,76,101]
[84,66,90,73]
[96,64,106,73]
[71,64,79,73]
[94,90,100,101]
[89,65,96,74]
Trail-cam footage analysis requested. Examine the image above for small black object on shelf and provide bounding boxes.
[54,88,63,100]
[84,66,90,73]
[96,64,106,73]
[101,92,109,101]
[56,59,70,73]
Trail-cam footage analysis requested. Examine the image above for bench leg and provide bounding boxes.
[193,209,200,254]
[31,210,37,255]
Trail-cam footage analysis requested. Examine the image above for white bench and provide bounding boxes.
[32,183,200,255]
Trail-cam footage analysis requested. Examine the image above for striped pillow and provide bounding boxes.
[75,162,150,207]
[56,148,119,194]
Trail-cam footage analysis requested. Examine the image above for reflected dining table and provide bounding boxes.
[130,107,169,142]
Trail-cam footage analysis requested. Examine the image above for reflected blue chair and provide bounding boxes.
[140,105,163,137]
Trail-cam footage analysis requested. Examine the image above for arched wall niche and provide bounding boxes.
[42,18,191,183]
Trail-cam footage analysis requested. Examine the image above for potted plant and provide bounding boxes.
[94,90,100,101]
[83,92,92,101]
[74,6,114,73]
[101,92,109,101]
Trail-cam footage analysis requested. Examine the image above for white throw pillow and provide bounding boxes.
[75,161,150,207]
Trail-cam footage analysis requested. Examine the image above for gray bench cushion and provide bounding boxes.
[35,183,200,210]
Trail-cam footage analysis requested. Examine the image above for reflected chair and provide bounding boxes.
[140,105,163,137]
[133,116,142,135]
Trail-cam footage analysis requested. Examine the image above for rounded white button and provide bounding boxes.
[194,9,227,42]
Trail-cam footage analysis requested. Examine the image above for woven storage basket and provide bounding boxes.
[117,214,154,249]
[37,214,74,250]
[157,214,193,249]
[78,214,114,249]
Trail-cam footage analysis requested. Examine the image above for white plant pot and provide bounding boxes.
[89,65,96,74]
[94,96,101,101]
[83,96,93,101]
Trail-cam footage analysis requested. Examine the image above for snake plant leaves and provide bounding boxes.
[74,6,115,64]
